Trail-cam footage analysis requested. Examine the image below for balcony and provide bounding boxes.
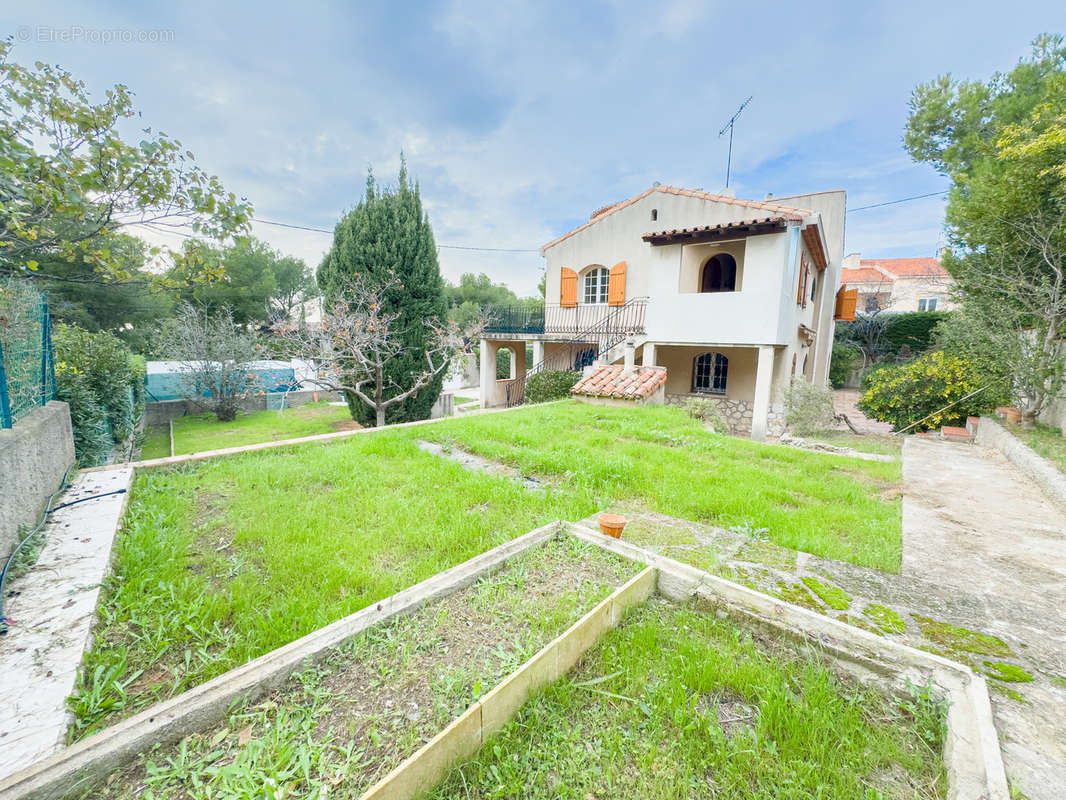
[484,299,648,339]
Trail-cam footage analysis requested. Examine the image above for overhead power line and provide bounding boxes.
[252,218,539,253]
[847,191,948,213]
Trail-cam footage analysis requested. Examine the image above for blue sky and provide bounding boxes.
[4,1,1061,295]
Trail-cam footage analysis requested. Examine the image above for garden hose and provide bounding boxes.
[0,468,126,635]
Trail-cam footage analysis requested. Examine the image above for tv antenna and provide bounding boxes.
[718,96,753,188]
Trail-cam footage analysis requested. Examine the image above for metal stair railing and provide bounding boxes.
[504,298,647,407]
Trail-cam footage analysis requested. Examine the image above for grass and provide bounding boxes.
[1006,420,1066,474]
[75,402,902,739]
[453,395,477,405]
[426,403,902,571]
[430,598,947,799]
[805,430,903,456]
[91,537,637,799]
[70,433,594,739]
[170,401,354,455]
[138,426,170,459]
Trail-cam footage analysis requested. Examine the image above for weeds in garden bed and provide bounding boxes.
[431,598,947,799]
[90,537,637,799]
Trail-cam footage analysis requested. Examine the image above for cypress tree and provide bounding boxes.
[317,160,448,425]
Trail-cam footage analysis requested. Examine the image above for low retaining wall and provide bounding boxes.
[144,390,340,426]
[976,417,1066,512]
[0,402,76,559]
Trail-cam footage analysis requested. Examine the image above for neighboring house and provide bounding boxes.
[478,184,851,439]
[841,253,955,314]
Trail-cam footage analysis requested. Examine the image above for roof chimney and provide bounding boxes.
[623,338,636,374]
[764,192,774,200]
[938,246,951,261]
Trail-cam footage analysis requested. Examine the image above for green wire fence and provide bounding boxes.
[0,280,56,429]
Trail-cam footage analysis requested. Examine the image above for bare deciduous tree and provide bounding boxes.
[160,304,261,422]
[279,274,483,427]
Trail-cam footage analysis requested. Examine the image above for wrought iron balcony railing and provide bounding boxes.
[484,299,647,337]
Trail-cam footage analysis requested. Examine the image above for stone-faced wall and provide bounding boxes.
[666,393,753,436]
[665,394,786,439]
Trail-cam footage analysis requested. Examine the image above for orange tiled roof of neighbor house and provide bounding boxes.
[859,257,948,278]
[842,267,893,283]
[541,186,812,252]
[571,365,668,400]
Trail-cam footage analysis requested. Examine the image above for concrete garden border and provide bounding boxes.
[0,521,564,800]
[85,400,562,473]
[976,416,1066,512]
[2,517,1010,800]
[568,523,1009,800]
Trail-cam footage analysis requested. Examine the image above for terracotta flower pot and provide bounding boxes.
[598,513,627,539]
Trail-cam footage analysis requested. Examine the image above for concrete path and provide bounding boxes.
[0,469,133,781]
[902,437,1066,800]
[833,388,894,435]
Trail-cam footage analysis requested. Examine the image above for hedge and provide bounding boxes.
[53,324,146,465]
[882,311,949,356]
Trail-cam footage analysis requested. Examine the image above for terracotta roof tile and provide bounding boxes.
[842,267,893,283]
[859,257,948,278]
[642,216,785,242]
[542,186,811,252]
[571,365,668,400]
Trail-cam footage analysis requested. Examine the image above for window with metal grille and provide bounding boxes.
[573,347,597,370]
[692,352,728,394]
[583,267,609,304]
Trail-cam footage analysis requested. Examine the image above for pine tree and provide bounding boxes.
[317,160,448,425]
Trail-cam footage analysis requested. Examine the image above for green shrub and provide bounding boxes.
[681,397,729,433]
[53,324,143,465]
[55,363,113,466]
[784,379,836,435]
[829,342,860,388]
[858,350,993,432]
[525,369,581,403]
[882,312,949,356]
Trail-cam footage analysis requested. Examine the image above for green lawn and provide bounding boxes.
[74,402,901,739]
[138,426,170,459]
[425,403,902,571]
[1008,420,1066,474]
[430,599,946,799]
[168,401,354,455]
[453,395,477,405]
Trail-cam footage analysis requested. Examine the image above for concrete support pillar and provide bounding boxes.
[750,345,775,442]
[642,342,657,367]
[532,340,544,368]
[479,339,496,408]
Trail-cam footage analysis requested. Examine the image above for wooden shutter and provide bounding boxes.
[560,267,578,308]
[607,261,627,306]
[834,287,858,321]
[797,261,807,305]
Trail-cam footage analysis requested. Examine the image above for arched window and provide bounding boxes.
[583,267,609,304]
[700,254,737,293]
[693,352,728,394]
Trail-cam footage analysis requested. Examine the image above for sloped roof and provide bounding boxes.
[860,257,948,278]
[542,186,812,252]
[841,267,893,284]
[571,365,668,400]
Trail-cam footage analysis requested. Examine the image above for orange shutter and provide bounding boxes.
[834,287,858,321]
[560,267,577,308]
[607,261,627,306]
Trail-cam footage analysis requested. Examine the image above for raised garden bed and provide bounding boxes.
[91,536,639,799]
[429,597,947,798]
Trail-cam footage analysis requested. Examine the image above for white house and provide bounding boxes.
[478,185,853,440]
[840,253,956,314]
